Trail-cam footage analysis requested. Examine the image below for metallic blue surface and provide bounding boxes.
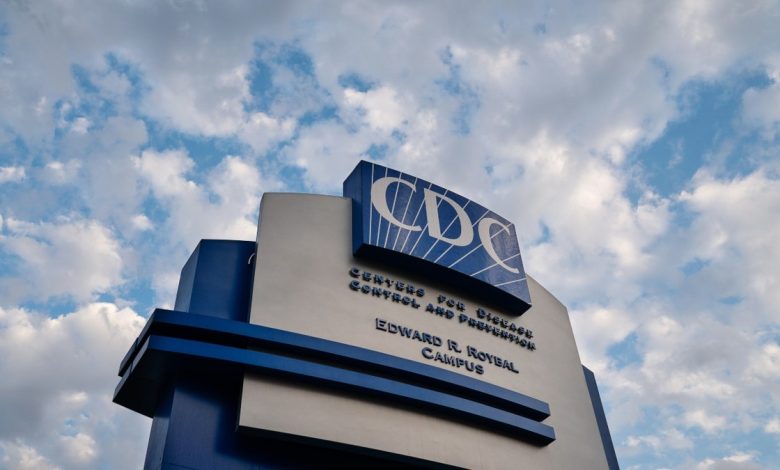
[118,309,550,421]
[343,161,532,315]
[119,334,555,445]
[173,239,256,321]
[584,366,620,470]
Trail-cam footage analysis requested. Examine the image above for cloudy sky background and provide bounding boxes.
[1,1,779,468]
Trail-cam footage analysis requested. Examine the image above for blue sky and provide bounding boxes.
[1,1,779,469]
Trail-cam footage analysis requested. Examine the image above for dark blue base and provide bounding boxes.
[144,368,430,469]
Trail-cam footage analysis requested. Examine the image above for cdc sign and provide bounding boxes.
[344,160,532,314]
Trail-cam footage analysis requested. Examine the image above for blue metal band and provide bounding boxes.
[119,309,550,421]
[114,309,555,446]
[117,333,555,446]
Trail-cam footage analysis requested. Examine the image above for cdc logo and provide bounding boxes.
[344,161,532,315]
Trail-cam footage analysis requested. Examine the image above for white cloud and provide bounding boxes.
[696,452,762,470]
[151,269,182,311]
[746,342,780,382]
[570,305,637,370]
[450,45,523,83]
[0,304,148,470]
[0,166,26,183]
[0,1,299,148]
[238,112,296,155]
[60,433,96,465]
[134,148,196,199]
[69,117,90,135]
[41,161,81,185]
[765,418,780,434]
[0,1,778,468]
[343,86,406,132]
[286,120,377,192]
[0,441,60,470]
[683,409,727,434]
[0,217,124,303]
[742,68,780,139]
[144,64,249,136]
[130,214,153,231]
[499,134,671,307]
[130,146,268,306]
[680,168,780,315]
[55,116,149,232]
[624,427,693,452]
[135,149,267,249]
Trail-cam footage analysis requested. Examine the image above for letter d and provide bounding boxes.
[423,189,473,246]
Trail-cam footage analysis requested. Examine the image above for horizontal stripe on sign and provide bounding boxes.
[115,334,555,446]
[118,309,551,422]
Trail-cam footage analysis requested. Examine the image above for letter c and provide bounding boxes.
[371,177,422,231]
[477,217,520,274]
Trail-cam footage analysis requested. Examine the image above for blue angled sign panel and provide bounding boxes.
[344,161,532,315]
